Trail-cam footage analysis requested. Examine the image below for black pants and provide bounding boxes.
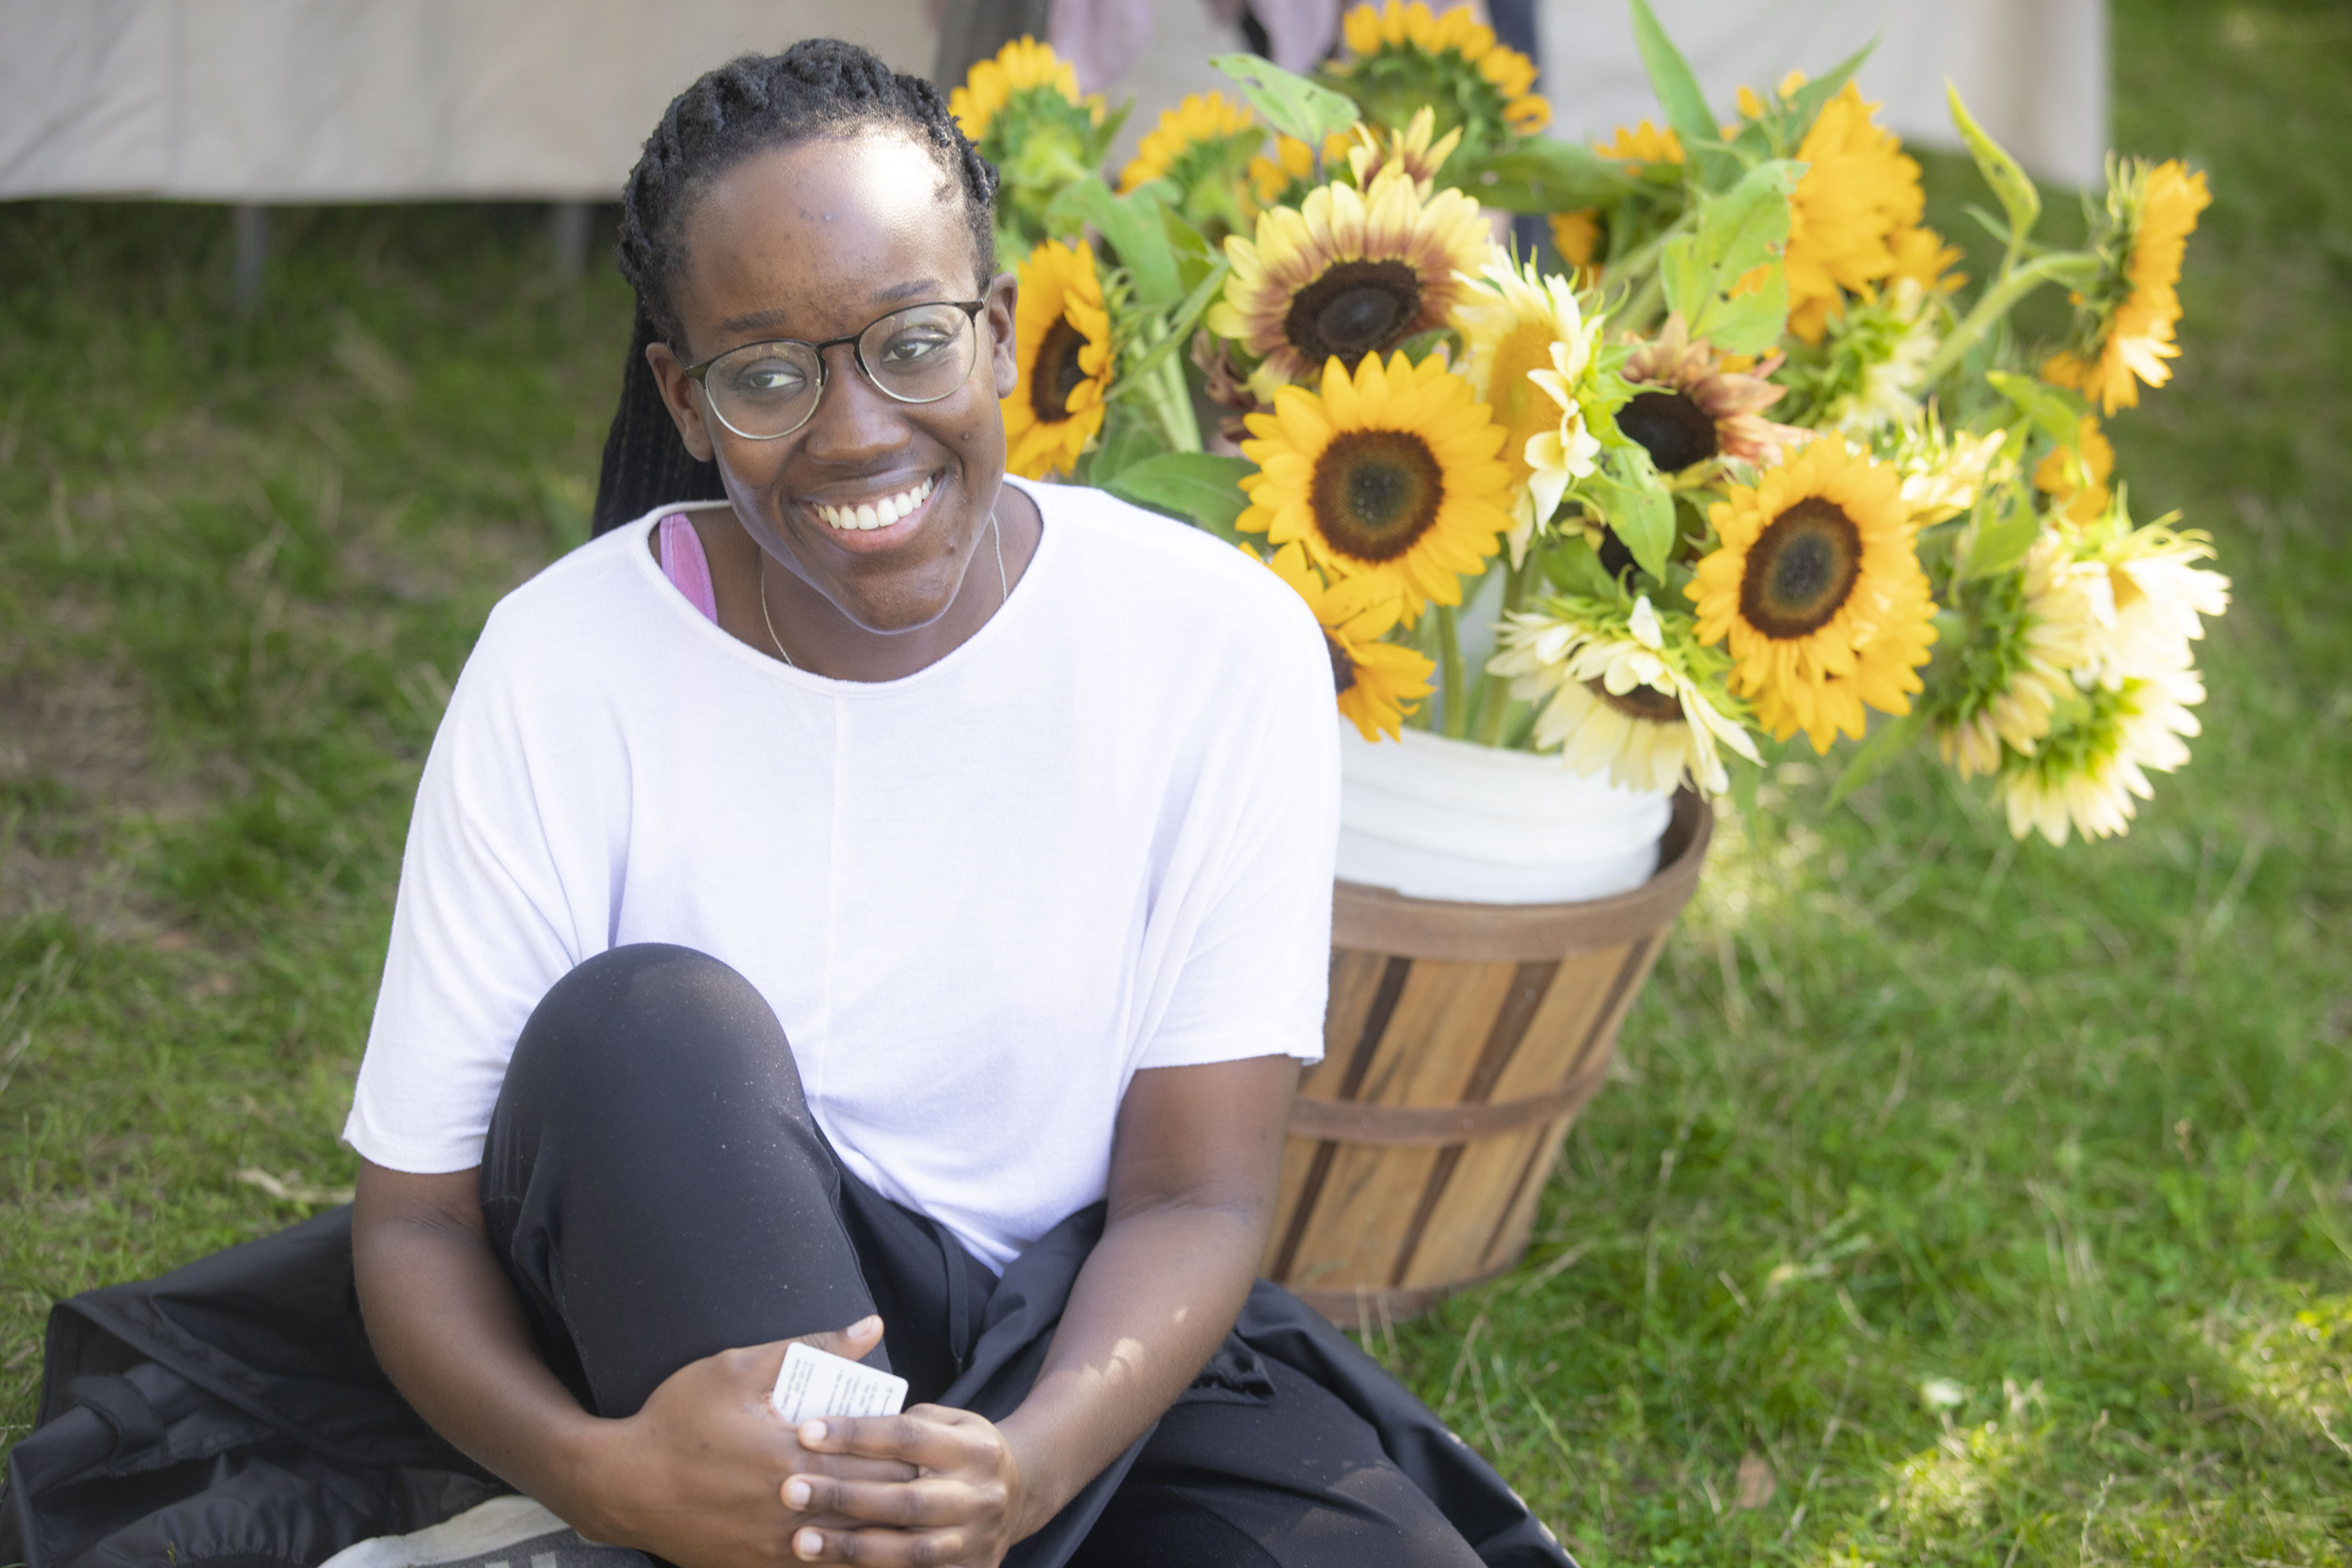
[479,944,1485,1568]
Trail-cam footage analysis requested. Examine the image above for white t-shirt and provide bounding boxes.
[344,479,1338,1272]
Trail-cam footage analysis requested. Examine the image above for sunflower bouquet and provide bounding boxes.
[971,0,2227,847]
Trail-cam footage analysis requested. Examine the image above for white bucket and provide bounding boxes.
[1336,723,1674,904]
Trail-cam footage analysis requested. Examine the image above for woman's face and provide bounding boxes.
[649,132,1019,636]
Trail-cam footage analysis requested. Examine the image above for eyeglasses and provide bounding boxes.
[681,300,988,441]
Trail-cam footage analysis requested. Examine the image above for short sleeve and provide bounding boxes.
[1133,587,1338,1070]
[342,612,598,1173]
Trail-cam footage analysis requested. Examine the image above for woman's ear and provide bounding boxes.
[645,341,718,463]
[985,270,1021,400]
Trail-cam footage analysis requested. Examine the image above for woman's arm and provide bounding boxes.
[352,1162,909,1567]
[785,1053,1296,1564]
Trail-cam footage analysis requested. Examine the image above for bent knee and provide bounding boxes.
[509,943,793,1105]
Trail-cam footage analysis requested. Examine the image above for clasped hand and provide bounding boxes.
[589,1318,1028,1568]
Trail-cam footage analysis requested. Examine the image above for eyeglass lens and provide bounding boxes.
[705,303,978,439]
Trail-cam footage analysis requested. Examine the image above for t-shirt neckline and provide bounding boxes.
[627,474,1057,697]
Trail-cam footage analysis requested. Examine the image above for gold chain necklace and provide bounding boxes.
[755,510,1008,671]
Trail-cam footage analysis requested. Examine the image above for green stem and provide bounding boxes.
[1436,604,1466,739]
[1473,555,1536,747]
[1142,348,1201,453]
[1919,252,2083,387]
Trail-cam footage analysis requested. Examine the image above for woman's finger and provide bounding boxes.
[783,1473,984,1529]
[795,1407,988,1469]
[790,1523,972,1565]
[783,1315,886,1364]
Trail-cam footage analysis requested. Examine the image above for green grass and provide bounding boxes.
[5,2,2350,1562]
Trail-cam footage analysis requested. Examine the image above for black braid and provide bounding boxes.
[591,39,1002,536]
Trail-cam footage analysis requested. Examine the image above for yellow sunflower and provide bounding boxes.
[1549,209,1604,286]
[1237,350,1512,621]
[1248,134,1321,207]
[2031,413,2116,527]
[1117,91,1260,193]
[1209,164,1490,400]
[1595,120,1684,166]
[1687,437,1938,752]
[1782,83,1933,343]
[1260,542,1436,740]
[1002,238,1113,480]
[1337,1,1550,143]
[2042,159,2211,414]
[948,37,1090,143]
[1451,250,1598,531]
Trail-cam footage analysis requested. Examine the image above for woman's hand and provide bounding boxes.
[779,1405,1032,1566]
[579,1318,922,1568]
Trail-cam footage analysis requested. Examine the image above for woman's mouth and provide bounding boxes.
[810,474,936,533]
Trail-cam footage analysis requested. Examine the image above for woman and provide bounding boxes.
[345,40,1571,1568]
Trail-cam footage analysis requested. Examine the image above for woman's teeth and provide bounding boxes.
[813,476,934,532]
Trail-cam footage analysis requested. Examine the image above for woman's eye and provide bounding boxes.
[880,329,951,363]
[732,359,806,395]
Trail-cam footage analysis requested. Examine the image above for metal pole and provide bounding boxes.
[551,200,592,279]
[231,204,268,310]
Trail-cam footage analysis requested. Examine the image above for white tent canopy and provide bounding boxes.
[0,0,2104,203]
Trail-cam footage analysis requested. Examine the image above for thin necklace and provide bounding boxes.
[755,510,1009,671]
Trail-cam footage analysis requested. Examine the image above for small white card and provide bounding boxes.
[770,1340,909,1426]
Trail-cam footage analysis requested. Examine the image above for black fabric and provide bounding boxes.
[4,944,1576,1568]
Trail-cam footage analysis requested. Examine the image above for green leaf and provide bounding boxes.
[1661,160,1798,350]
[1538,535,1619,599]
[1102,452,1257,541]
[1825,706,1926,806]
[1946,82,2042,245]
[1446,141,1634,214]
[1986,370,2086,444]
[1782,39,1877,132]
[1627,0,1734,187]
[1077,410,1171,486]
[1587,446,1674,579]
[1211,54,1359,150]
[1962,482,2041,581]
[1057,178,1184,309]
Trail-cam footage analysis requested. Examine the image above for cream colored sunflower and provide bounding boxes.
[1237,350,1512,620]
[1935,533,2101,780]
[2071,520,2231,687]
[1994,664,2203,845]
[1260,542,1436,739]
[1001,238,1113,479]
[1687,437,1938,752]
[1342,106,1464,195]
[1209,164,1490,400]
[1490,594,1760,794]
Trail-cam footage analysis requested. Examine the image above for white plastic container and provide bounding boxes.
[1335,723,1674,904]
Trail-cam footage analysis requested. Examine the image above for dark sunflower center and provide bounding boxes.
[1324,631,1358,696]
[1739,497,1864,639]
[1029,317,1091,423]
[1617,389,1720,472]
[1584,677,1683,722]
[1309,429,1446,562]
[1283,259,1422,369]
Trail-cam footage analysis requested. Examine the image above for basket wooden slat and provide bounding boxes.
[1263,790,1713,1322]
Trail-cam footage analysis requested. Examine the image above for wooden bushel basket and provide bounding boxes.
[1263,790,1714,1322]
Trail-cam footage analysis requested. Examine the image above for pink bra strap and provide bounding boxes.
[657,514,720,624]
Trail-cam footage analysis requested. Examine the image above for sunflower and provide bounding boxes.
[1452,252,1602,532]
[1617,313,1806,471]
[1489,595,1760,794]
[1118,91,1257,192]
[1208,164,1489,400]
[948,37,1092,143]
[1342,106,1464,195]
[2071,519,2231,687]
[1333,1,1550,154]
[1595,120,1684,166]
[1236,350,1512,620]
[1688,437,1938,752]
[1935,534,2100,780]
[1994,664,2203,845]
[1549,210,1604,286]
[1260,542,1435,739]
[1002,238,1113,480]
[1893,419,2010,527]
[2031,413,2115,527]
[1782,83,1934,343]
[2042,159,2211,414]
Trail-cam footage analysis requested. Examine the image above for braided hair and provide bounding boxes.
[591,40,1002,535]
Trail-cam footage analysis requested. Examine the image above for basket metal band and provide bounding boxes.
[1284,1055,1613,1148]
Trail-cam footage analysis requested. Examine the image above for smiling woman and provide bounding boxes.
[0,38,1583,1568]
